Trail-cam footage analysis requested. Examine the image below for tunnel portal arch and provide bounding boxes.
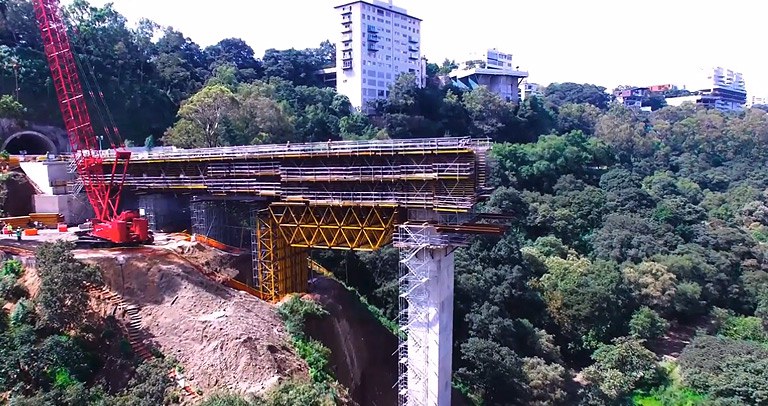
[1,131,58,155]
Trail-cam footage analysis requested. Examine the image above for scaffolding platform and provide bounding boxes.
[96,137,491,213]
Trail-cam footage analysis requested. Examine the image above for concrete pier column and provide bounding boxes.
[397,223,455,406]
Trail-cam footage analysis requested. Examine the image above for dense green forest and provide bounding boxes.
[1,0,768,405]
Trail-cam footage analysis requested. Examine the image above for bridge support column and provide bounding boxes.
[251,209,309,301]
[396,223,454,406]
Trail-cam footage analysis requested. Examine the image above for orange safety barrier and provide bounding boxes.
[23,229,38,236]
[193,234,246,255]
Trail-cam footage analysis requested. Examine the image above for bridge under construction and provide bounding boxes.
[88,136,499,406]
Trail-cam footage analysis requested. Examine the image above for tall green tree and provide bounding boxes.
[164,84,237,148]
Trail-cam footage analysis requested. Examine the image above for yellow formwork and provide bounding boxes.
[254,215,309,302]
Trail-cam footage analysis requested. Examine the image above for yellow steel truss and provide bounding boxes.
[268,203,398,251]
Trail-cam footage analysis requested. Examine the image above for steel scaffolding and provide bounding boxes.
[395,221,470,406]
[137,195,158,231]
[190,199,255,249]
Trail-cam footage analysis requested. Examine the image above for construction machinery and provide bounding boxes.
[32,0,151,245]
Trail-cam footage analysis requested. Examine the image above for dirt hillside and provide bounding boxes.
[79,244,308,396]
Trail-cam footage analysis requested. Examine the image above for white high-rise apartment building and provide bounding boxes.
[335,0,423,112]
[681,67,748,111]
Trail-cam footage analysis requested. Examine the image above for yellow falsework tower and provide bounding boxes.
[254,203,398,301]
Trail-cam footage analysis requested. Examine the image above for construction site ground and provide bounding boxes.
[2,236,310,399]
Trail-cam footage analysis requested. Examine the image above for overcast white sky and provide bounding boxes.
[67,0,768,97]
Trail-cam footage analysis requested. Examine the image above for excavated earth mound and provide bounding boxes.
[79,244,308,396]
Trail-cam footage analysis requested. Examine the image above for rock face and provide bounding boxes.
[305,276,399,406]
[81,246,308,396]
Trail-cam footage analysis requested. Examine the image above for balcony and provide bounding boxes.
[408,53,418,60]
[408,36,418,44]
[342,33,353,42]
[342,60,352,70]
[342,52,353,61]
[342,24,352,34]
[408,45,418,52]
[341,16,352,24]
[341,10,352,16]
[368,33,380,42]
[367,25,378,33]
[368,44,379,52]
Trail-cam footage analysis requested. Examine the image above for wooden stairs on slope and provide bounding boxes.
[86,283,203,403]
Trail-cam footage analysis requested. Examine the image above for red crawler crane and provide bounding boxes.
[32,0,150,245]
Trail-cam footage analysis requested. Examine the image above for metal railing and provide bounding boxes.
[93,137,491,163]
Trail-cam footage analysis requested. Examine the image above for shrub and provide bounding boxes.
[582,337,661,400]
[35,241,102,331]
[1,259,23,277]
[277,295,337,390]
[629,307,669,340]
[294,337,332,384]
[263,379,335,406]
[716,312,768,344]
[10,298,35,326]
[0,275,15,299]
[678,335,768,404]
[277,295,328,338]
[200,392,260,406]
[521,357,568,405]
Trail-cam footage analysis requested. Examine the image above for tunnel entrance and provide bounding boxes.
[2,131,58,155]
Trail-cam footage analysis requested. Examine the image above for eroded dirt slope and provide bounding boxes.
[80,244,308,396]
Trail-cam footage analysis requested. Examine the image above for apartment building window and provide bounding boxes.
[386,73,392,79]
[385,12,390,16]
[378,80,385,87]
[378,90,385,97]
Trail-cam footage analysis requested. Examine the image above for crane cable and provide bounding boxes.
[59,7,124,150]
[0,1,123,150]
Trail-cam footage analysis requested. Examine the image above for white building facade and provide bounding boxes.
[335,0,423,113]
[675,67,748,112]
[520,80,542,102]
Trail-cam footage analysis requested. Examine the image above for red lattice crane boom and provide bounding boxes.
[32,0,150,244]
